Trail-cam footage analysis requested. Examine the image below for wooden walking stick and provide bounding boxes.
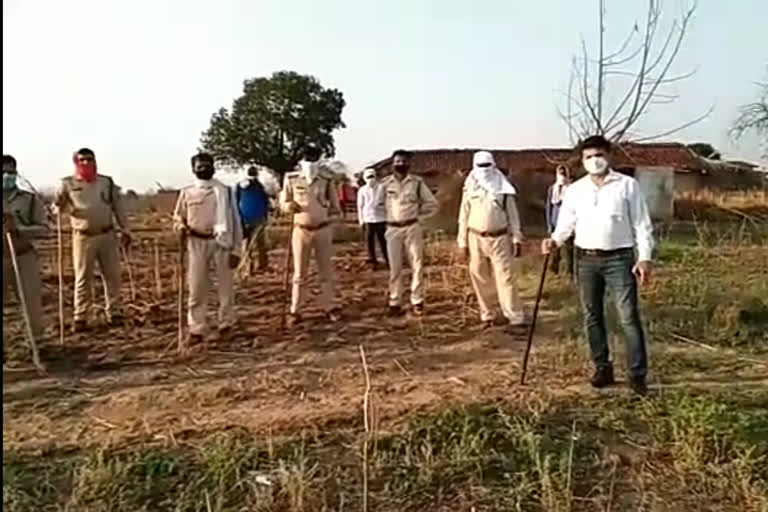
[279,220,294,332]
[120,243,136,302]
[57,212,65,345]
[520,252,551,385]
[5,232,45,373]
[177,232,186,353]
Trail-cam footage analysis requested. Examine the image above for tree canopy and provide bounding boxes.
[687,142,721,160]
[200,71,346,177]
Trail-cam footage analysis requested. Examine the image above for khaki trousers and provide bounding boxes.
[242,221,269,272]
[3,250,44,338]
[468,232,524,325]
[386,223,425,307]
[291,225,334,314]
[187,237,236,335]
[73,231,122,321]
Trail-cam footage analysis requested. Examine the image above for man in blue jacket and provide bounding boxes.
[236,166,271,275]
[545,165,574,277]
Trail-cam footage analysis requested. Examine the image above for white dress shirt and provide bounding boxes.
[357,181,387,224]
[552,170,654,261]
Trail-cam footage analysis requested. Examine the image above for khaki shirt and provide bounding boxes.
[173,186,218,234]
[379,174,438,224]
[3,189,48,246]
[457,174,523,247]
[279,170,340,227]
[55,175,129,234]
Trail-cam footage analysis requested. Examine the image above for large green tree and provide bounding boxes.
[200,71,346,177]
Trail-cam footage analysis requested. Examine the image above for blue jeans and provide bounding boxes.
[577,249,648,378]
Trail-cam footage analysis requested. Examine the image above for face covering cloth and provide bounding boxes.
[470,151,516,196]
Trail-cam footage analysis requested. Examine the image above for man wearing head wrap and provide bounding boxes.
[279,145,342,325]
[457,151,526,331]
[380,149,438,317]
[55,148,131,331]
[3,155,49,348]
[174,152,243,343]
[356,167,388,269]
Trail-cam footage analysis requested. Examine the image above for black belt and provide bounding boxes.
[387,219,418,228]
[74,226,114,236]
[188,228,216,240]
[469,227,508,238]
[297,221,330,232]
[576,247,633,257]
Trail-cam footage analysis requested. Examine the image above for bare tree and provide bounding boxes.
[730,74,768,151]
[559,0,710,144]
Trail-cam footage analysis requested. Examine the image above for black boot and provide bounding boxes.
[629,376,648,396]
[590,365,615,389]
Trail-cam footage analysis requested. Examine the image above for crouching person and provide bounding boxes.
[173,152,243,344]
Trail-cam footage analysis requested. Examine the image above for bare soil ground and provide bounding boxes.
[3,216,767,510]
[3,228,571,452]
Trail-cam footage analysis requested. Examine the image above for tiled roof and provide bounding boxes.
[371,143,707,173]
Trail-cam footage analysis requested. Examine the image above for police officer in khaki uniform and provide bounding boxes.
[380,149,438,317]
[173,152,242,343]
[280,146,341,325]
[55,148,131,331]
[457,151,526,331]
[3,155,48,343]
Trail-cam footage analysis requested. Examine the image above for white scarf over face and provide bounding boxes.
[470,151,517,196]
[193,177,241,251]
[300,160,319,183]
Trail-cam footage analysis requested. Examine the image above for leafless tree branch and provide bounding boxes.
[628,105,715,142]
[560,0,703,143]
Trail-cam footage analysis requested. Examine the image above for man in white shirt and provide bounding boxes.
[542,135,654,395]
[357,168,388,270]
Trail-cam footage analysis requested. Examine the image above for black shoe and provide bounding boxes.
[188,333,204,345]
[387,305,403,318]
[108,315,124,327]
[412,303,424,317]
[590,366,616,389]
[481,320,495,330]
[72,319,88,333]
[629,377,648,396]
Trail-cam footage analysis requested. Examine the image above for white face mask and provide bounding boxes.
[583,156,608,175]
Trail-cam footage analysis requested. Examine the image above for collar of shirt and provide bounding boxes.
[586,170,623,189]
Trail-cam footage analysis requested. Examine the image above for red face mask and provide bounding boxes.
[73,154,98,182]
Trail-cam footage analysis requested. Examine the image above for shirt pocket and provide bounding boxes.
[186,197,209,221]
[600,197,626,221]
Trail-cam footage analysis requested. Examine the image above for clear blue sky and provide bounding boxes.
[3,0,766,192]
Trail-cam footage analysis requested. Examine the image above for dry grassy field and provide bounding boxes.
[3,192,767,511]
